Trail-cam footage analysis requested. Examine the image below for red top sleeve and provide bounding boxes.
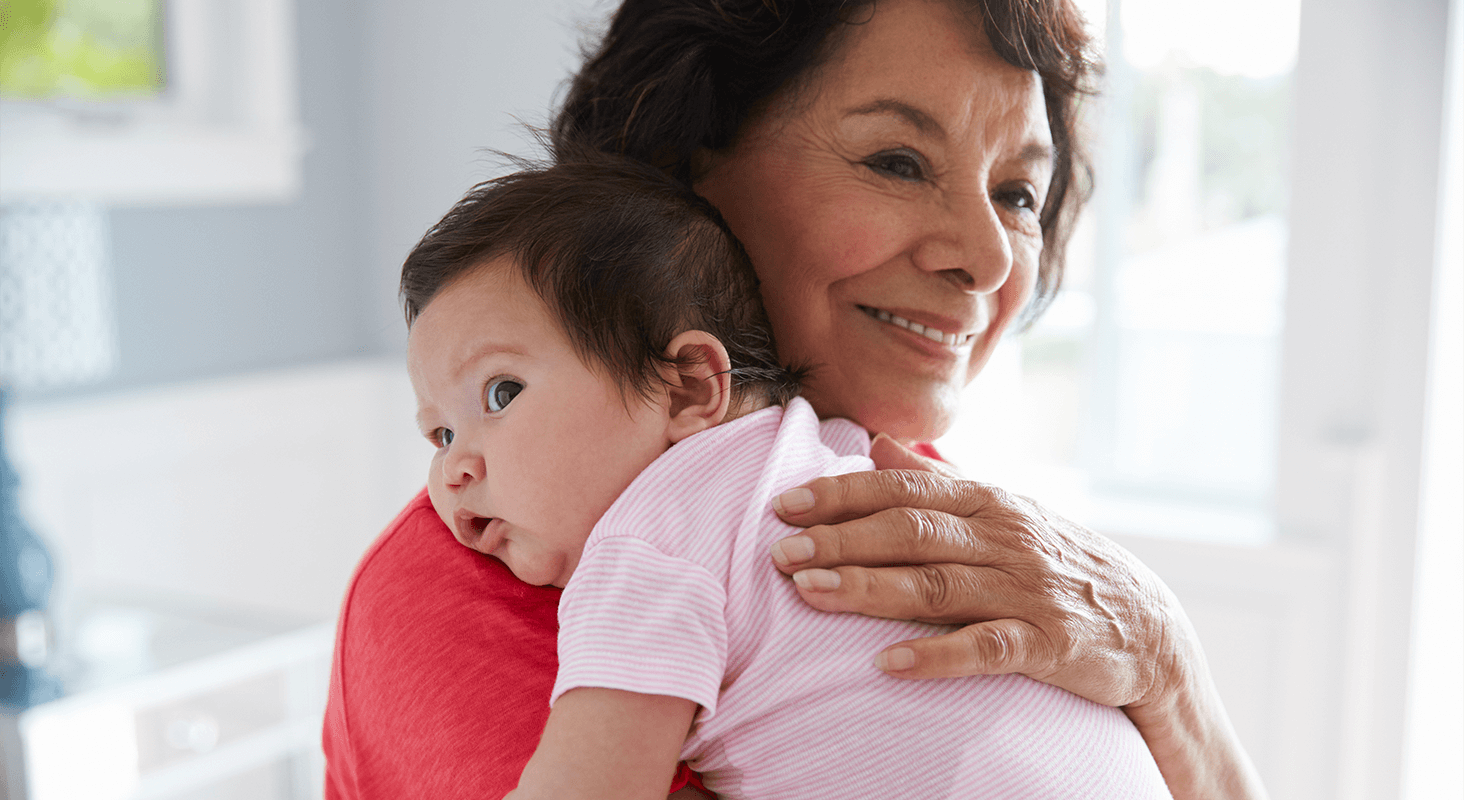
[324,489,560,798]
[323,489,715,799]
[908,441,943,461]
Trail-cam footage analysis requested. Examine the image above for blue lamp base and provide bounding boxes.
[1,390,59,711]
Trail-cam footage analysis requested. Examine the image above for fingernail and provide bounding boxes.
[772,488,815,515]
[770,536,815,566]
[792,568,841,592]
[876,647,916,672]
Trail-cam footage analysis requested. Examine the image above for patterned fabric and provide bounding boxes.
[555,398,1173,799]
[322,492,710,799]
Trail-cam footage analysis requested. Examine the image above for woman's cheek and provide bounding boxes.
[1003,235,1042,307]
[833,201,909,267]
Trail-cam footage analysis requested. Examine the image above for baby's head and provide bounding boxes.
[402,155,800,587]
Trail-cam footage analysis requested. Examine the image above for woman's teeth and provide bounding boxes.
[860,306,972,346]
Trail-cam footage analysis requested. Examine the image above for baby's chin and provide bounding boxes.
[509,553,572,589]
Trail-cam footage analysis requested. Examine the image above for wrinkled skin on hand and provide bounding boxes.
[770,434,1268,799]
[769,434,1193,709]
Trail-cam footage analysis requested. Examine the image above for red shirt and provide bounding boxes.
[323,489,710,798]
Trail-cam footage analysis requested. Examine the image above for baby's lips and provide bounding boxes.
[452,509,492,546]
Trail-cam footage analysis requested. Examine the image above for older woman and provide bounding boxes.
[323,0,1265,798]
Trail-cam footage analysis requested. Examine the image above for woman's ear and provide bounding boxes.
[661,330,732,444]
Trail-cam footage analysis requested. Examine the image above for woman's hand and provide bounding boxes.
[770,434,1182,704]
[769,434,1268,799]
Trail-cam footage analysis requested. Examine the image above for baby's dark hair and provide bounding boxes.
[400,153,804,409]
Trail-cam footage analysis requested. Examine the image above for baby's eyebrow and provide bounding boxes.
[447,343,531,382]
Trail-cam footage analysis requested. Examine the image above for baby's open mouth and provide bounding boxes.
[858,305,975,347]
[455,510,492,541]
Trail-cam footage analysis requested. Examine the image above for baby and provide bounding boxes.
[402,156,1172,799]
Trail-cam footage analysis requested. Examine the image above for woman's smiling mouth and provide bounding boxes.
[858,305,977,347]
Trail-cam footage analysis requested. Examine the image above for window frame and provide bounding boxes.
[0,0,304,206]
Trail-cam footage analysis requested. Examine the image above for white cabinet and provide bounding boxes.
[2,598,331,800]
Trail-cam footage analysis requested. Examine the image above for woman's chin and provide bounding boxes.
[804,383,957,445]
[865,409,955,446]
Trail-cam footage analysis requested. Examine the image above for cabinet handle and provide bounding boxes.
[164,715,220,754]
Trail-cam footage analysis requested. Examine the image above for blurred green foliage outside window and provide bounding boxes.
[0,0,164,100]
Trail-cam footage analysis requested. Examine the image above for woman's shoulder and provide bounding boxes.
[327,489,562,797]
[341,488,561,634]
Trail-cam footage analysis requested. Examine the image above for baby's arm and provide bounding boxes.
[507,687,698,800]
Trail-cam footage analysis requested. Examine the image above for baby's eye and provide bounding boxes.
[428,428,454,448]
[863,148,928,182]
[485,377,524,412]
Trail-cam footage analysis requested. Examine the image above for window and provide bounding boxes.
[939,0,1300,545]
[0,0,167,101]
[0,0,303,205]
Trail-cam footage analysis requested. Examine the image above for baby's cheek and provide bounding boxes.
[424,467,451,525]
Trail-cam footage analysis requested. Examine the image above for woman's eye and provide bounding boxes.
[428,428,454,448]
[998,185,1041,212]
[485,378,524,412]
[864,149,927,181]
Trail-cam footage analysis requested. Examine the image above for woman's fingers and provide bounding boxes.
[874,615,1166,711]
[872,619,1050,680]
[770,508,995,575]
[773,467,990,527]
[786,562,1019,623]
[867,433,965,480]
[864,612,1155,708]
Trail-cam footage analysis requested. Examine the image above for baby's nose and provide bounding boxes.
[441,442,485,489]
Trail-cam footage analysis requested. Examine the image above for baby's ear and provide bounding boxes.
[662,330,732,444]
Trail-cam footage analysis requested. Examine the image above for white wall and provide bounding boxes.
[1402,0,1464,794]
[8,359,427,623]
[360,0,605,353]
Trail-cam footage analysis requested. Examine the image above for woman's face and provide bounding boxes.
[695,0,1054,443]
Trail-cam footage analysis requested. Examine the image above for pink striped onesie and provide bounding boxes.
[553,398,1173,799]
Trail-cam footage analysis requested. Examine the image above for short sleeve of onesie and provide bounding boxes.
[553,536,728,715]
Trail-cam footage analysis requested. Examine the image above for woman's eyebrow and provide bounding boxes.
[846,102,1057,168]
[846,99,943,137]
[1015,142,1056,167]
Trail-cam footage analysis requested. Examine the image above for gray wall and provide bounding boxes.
[21,0,596,403]
[359,0,597,352]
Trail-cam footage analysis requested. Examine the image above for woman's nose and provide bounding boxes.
[913,193,1013,294]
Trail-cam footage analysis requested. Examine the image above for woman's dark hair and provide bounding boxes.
[553,0,1100,322]
[400,153,804,408]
